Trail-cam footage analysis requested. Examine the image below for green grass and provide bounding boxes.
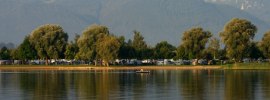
[222,63,270,69]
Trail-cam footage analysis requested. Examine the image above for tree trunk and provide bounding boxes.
[104,60,109,67]
[94,60,97,66]
[106,62,109,67]
[46,57,49,65]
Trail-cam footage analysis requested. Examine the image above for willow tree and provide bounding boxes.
[29,24,68,65]
[76,24,109,65]
[96,34,120,66]
[220,18,257,62]
[259,30,270,60]
[178,27,212,59]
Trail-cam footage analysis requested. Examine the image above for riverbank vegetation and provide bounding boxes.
[1,18,270,67]
[222,63,270,69]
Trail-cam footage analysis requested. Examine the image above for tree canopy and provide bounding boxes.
[132,30,148,59]
[29,24,68,65]
[65,34,79,60]
[76,24,109,62]
[154,41,176,59]
[118,37,136,59]
[220,18,257,62]
[178,27,212,59]
[0,46,11,60]
[96,34,120,66]
[259,30,270,59]
[17,36,37,62]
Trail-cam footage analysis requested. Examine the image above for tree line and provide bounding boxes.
[1,18,270,66]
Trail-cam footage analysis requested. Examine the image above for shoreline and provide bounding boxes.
[0,66,222,71]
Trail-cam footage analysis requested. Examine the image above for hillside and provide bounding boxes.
[100,0,269,45]
[0,0,269,45]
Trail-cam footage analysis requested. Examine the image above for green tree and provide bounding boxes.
[176,45,188,59]
[10,49,18,60]
[259,30,270,60]
[118,37,136,59]
[220,18,257,62]
[0,46,11,60]
[17,36,37,64]
[249,42,263,59]
[96,34,120,66]
[178,27,212,59]
[141,47,154,59]
[132,30,148,59]
[206,37,220,59]
[154,41,176,59]
[65,34,79,60]
[76,24,109,65]
[29,24,68,65]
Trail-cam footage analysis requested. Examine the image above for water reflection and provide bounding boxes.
[0,70,270,100]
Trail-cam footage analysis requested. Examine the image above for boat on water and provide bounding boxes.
[135,69,150,73]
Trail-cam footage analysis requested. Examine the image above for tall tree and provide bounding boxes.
[178,27,212,59]
[154,41,176,59]
[96,34,120,66]
[259,30,270,60]
[17,36,37,64]
[207,37,220,59]
[76,24,109,65]
[220,18,257,62]
[29,24,68,65]
[132,30,148,59]
[0,46,11,60]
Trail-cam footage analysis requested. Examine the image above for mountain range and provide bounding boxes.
[0,0,269,46]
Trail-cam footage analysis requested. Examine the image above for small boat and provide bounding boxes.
[135,69,150,73]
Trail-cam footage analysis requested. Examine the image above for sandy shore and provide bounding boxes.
[0,66,221,71]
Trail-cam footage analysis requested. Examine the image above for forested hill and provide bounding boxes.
[0,0,269,45]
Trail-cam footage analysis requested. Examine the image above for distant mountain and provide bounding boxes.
[100,0,269,45]
[0,0,269,46]
[205,0,270,23]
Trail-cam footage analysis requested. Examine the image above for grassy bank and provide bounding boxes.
[0,65,221,71]
[222,63,270,70]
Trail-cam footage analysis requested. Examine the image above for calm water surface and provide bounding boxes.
[0,70,270,100]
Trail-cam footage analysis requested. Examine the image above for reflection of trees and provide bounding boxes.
[177,70,205,100]
[176,70,224,100]
[259,71,270,99]
[117,70,149,99]
[74,70,121,100]
[19,72,37,95]
[33,71,69,100]
[152,70,173,96]
[1,70,270,99]
[224,70,259,100]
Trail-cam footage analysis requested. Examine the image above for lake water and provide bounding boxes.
[0,70,269,100]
